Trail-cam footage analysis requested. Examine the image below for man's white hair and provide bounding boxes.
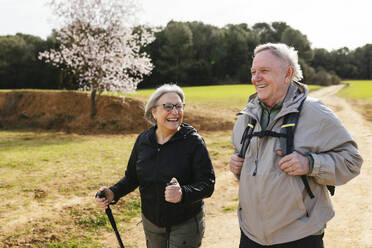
[144,84,185,125]
[254,43,303,82]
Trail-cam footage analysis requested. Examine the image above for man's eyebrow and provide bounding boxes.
[252,66,270,70]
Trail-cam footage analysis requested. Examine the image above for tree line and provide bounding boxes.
[0,21,371,90]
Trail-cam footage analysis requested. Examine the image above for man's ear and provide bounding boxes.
[152,108,157,121]
[285,66,295,83]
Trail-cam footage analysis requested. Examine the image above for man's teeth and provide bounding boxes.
[167,118,178,122]
[258,85,266,88]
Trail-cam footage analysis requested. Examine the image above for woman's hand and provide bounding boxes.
[165,177,182,203]
[95,186,114,209]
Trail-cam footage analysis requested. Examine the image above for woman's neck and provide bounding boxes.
[155,128,178,145]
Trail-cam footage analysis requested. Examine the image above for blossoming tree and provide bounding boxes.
[39,0,154,117]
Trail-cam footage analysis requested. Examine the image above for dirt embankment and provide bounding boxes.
[0,91,234,134]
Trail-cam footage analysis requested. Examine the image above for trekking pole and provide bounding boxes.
[96,190,125,248]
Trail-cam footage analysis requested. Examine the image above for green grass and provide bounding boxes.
[338,80,372,99]
[44,238,104,248]
[0,132,137,200]
[134,84,322,103]
[0,130,141,246]
[222,204,238,212]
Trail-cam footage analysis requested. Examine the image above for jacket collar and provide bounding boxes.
[145,122,197,146]
[239,81,308,121]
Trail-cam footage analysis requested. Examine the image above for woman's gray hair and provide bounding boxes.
[144,84,185,125]
[254,43,303,82]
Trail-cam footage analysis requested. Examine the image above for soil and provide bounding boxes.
[0,91,233,134]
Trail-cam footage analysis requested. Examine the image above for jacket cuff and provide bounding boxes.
[308,153,320,177]
[307,154,314,175]
[109,186,120,204]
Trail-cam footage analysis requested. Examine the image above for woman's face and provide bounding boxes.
[152,92,184,134]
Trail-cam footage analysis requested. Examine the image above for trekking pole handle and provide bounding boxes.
[95,190,112,209]
[96,190,106,199]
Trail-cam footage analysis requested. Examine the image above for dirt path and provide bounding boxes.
[119,85,371,248]
[311,85,372,247]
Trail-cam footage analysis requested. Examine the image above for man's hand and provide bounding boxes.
[229,154,244,175]
[277,150,309,176]
[165,178,182,203]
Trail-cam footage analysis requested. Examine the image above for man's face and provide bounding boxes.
[251,50,292,108]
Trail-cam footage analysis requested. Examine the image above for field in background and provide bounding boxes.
[338,80,372,99]
[338,80,372,122]
[134,84,322,105]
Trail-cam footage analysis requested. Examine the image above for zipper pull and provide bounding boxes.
[253,160,257,176]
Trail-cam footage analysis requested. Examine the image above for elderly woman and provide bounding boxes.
[96,84,215,248]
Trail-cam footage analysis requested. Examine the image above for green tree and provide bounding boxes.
[280,27,313,63]
[0,33,63,89]
[159,21,193,83]
[354,44,372,79]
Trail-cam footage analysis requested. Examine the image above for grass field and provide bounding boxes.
[337,80,372,122]
[134,84,322,105]
[0,128,233,247]
[338,80,372,99]
[0,131,142,247]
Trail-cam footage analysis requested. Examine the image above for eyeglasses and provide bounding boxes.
[157,103,185,112]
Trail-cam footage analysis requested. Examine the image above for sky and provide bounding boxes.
[0,0,371,51]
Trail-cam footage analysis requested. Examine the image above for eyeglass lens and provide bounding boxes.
[163,103,184,112]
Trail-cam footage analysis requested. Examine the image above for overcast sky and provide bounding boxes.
[0,0,371,51]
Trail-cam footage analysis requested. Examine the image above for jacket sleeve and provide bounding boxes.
[181,136,215,204]
[307,103,363,186]
[109,136,140,202]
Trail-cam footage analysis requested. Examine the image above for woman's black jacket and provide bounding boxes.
[109,123,215,227]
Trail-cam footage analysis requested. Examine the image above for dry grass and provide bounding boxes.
[0,129,235,247]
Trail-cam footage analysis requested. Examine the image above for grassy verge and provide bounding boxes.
[0,130,141,247]
[338,80,372,122]
[0,129,234,247]
[134,84,322,104]
[338,80,372,99]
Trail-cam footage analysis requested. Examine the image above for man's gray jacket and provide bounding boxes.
[231,82,363,245]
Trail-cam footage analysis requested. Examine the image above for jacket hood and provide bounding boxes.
[178,122,198,137]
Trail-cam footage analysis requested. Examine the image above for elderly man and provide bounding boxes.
[229,43,363,248]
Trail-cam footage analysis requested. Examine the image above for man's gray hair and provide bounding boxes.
[254,43,303,82]
[144,84,185,125]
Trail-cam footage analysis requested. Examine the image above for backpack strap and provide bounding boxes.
[238,98,334,198]
[280,99,315,199]
[239,118,257,158]
[280,98,335,197]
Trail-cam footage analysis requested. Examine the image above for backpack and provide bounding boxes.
[238,98,335,199]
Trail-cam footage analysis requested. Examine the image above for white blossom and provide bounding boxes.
[39,0,154,95]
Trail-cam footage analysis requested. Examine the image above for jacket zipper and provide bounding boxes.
[155,144,162,225]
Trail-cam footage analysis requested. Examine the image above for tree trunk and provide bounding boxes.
[90,89,97,119]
